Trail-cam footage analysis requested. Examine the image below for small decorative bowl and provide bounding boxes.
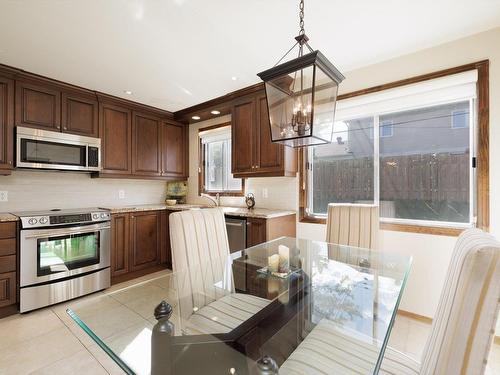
[165,199,177,206]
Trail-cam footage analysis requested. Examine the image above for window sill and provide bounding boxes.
[201,191,245,197]
[299,211,468,237]
[379,222,465,237]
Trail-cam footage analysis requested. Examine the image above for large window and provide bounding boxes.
[304,67,487,231]
[199,124,243,195]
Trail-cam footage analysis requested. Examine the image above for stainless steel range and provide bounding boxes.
[17,208,111,312]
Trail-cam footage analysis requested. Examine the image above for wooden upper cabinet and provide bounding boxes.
[132,112,161,176]
[231,96,255,174]
[129,211,161,272]
[231,92,297,178]
[161,122,186,178]
[61,92,99,137]
[255,93,282,173]
[15,80,61,131]
[99,102,132,175]
[0,76,14,174]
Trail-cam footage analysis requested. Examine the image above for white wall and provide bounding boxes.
[0,170,167,212]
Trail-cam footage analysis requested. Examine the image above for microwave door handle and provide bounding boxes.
[24,224,110,239]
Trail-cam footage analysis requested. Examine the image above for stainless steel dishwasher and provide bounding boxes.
[225,216,246,253]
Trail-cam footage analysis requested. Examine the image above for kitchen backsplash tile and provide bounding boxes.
[0,171,167,212]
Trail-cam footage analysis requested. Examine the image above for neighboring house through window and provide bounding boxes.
[451,109,469,129]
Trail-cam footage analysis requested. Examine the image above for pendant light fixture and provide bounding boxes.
[257,0,345,147]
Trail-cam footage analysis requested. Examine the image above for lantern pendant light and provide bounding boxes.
[257,0,345,147]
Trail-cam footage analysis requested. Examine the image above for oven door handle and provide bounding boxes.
[23,223,110,239]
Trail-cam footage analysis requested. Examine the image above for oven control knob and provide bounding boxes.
[28,218,38,225]
[39,217,48,224]
[92,213,100,220]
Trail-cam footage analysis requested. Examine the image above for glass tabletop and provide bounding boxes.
[67,237,412,375]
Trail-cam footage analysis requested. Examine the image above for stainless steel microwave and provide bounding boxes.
[16,126,101,172]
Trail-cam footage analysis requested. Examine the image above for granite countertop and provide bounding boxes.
[104,204,296,219]
[102,203,207,213]
[0,213,19,222]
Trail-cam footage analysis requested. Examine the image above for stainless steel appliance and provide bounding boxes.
[225,217,246,253]
[16,126,101,172]
[17,208,111,312]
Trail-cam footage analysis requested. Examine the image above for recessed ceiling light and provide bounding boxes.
[211,110,221,115]
[231,76,237,81]
[124,90,133,95]
[192,116,201,120]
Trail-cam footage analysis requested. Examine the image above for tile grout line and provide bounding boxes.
[51,308,113,375]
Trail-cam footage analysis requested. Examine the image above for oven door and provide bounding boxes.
[20,222,110,287]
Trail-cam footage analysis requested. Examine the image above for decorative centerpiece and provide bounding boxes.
[258,245,298,278]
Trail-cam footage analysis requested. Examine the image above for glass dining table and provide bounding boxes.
[67,237,412,375]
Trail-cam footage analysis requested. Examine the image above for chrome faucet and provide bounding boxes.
[200,193,220,207]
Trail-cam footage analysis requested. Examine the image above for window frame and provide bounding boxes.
[299,60,490,236]
[198,122,245,197]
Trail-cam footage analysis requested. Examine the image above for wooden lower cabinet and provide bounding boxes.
[110,210,171,282]
[130,211,161,271]
[0,272,16,308]
[0,221,17,317]
[110,213,130,277]
[246,214,296,248]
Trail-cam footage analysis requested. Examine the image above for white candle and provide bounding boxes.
[268,254,280,273]
[278,245,290,273]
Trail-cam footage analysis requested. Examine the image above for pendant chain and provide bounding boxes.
[299,0,305,35]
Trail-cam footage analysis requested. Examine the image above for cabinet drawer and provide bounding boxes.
[0,222,16,239]
[0,238,16,256]
[0,255,16,273]
[0,272,16,307]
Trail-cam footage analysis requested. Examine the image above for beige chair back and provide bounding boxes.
[326,203,379,249]
[420,228,500,375]
[169,208,231,318]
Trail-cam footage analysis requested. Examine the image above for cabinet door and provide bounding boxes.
[99,103,132,174]
[0,272,16,308]
[62,93,99,137]
[161,122,186,178]
[246,218,267,248]
[232,97,255,174]
[111,213,130,277]
[15,80,61,131]
[255,94,283,173]
[132,112,161,176]
[130,211,161,272]
[0,76,14,172]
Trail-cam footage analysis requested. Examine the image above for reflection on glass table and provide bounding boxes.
[67,237,412,375]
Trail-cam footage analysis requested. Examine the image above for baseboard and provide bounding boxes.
[398,310,500,345]
[397,309,433,324]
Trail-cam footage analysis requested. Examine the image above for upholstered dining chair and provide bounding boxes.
[280,228,500,375]
[326,203,379,249]
[169,208,269,335]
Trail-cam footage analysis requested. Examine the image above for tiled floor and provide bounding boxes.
[0,270,498,375]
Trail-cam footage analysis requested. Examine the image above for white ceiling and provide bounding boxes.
[1,0,499,112]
